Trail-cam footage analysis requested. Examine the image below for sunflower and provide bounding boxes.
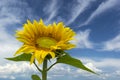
[15,19,76,64]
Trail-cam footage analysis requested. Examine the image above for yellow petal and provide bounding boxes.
[34,50,44,64]
[23,23,35,38]
[49,52,55,58]
[16,37,31,44]
[38,58,44,65]
[41,51,48,59]
[14,45,35,55]
[30,53,35,64]
[35,50,41,61]
[14,46,25,55]
[39,19,44,24]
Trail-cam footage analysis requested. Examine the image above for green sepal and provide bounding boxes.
[31,74,41,80]
[6,53,32,61]
[56,51,96,74]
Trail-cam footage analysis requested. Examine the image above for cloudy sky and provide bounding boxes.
[0,0,120,80]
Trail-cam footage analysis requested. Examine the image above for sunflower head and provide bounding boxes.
[15,19,76,64]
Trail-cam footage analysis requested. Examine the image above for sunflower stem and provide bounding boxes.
[34,61,42,72]
[47,62,57,71]
[42,59,47,80]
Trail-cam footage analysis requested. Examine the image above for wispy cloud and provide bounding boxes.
[102,34,120,51]
[43,0,60,24]
[66,0,95,25]
[0,0,34,24]
[72,29,93,49]
[0,0,34,60]
[79,0,120,27]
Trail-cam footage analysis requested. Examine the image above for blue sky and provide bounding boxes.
[0,0,120,80]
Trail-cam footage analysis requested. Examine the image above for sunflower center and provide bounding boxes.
[36,37,57,48]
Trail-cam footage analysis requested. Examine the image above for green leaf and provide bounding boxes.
[31,74,41,80]
[57,52,96,74]
[6,53,32,62]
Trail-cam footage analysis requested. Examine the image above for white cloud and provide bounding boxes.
[48,58,102,78]
[1,57,120,80]
[0,28,21,58]
[85,62,102,72]
[44,0,60,24]
[75,62,102,78]
[79,0,120,27]
[81,57,120,68]
[0,62,35,74]
[102,34,120,51]
[75,57,120,79]
[0,75,15,80]
[72,29,93,49]
[0,0,34,61]
[66,0,95,25]
[115,71,120,76]
[0,62,36,79]
[50,64,72,74]
[49,57,118,79]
